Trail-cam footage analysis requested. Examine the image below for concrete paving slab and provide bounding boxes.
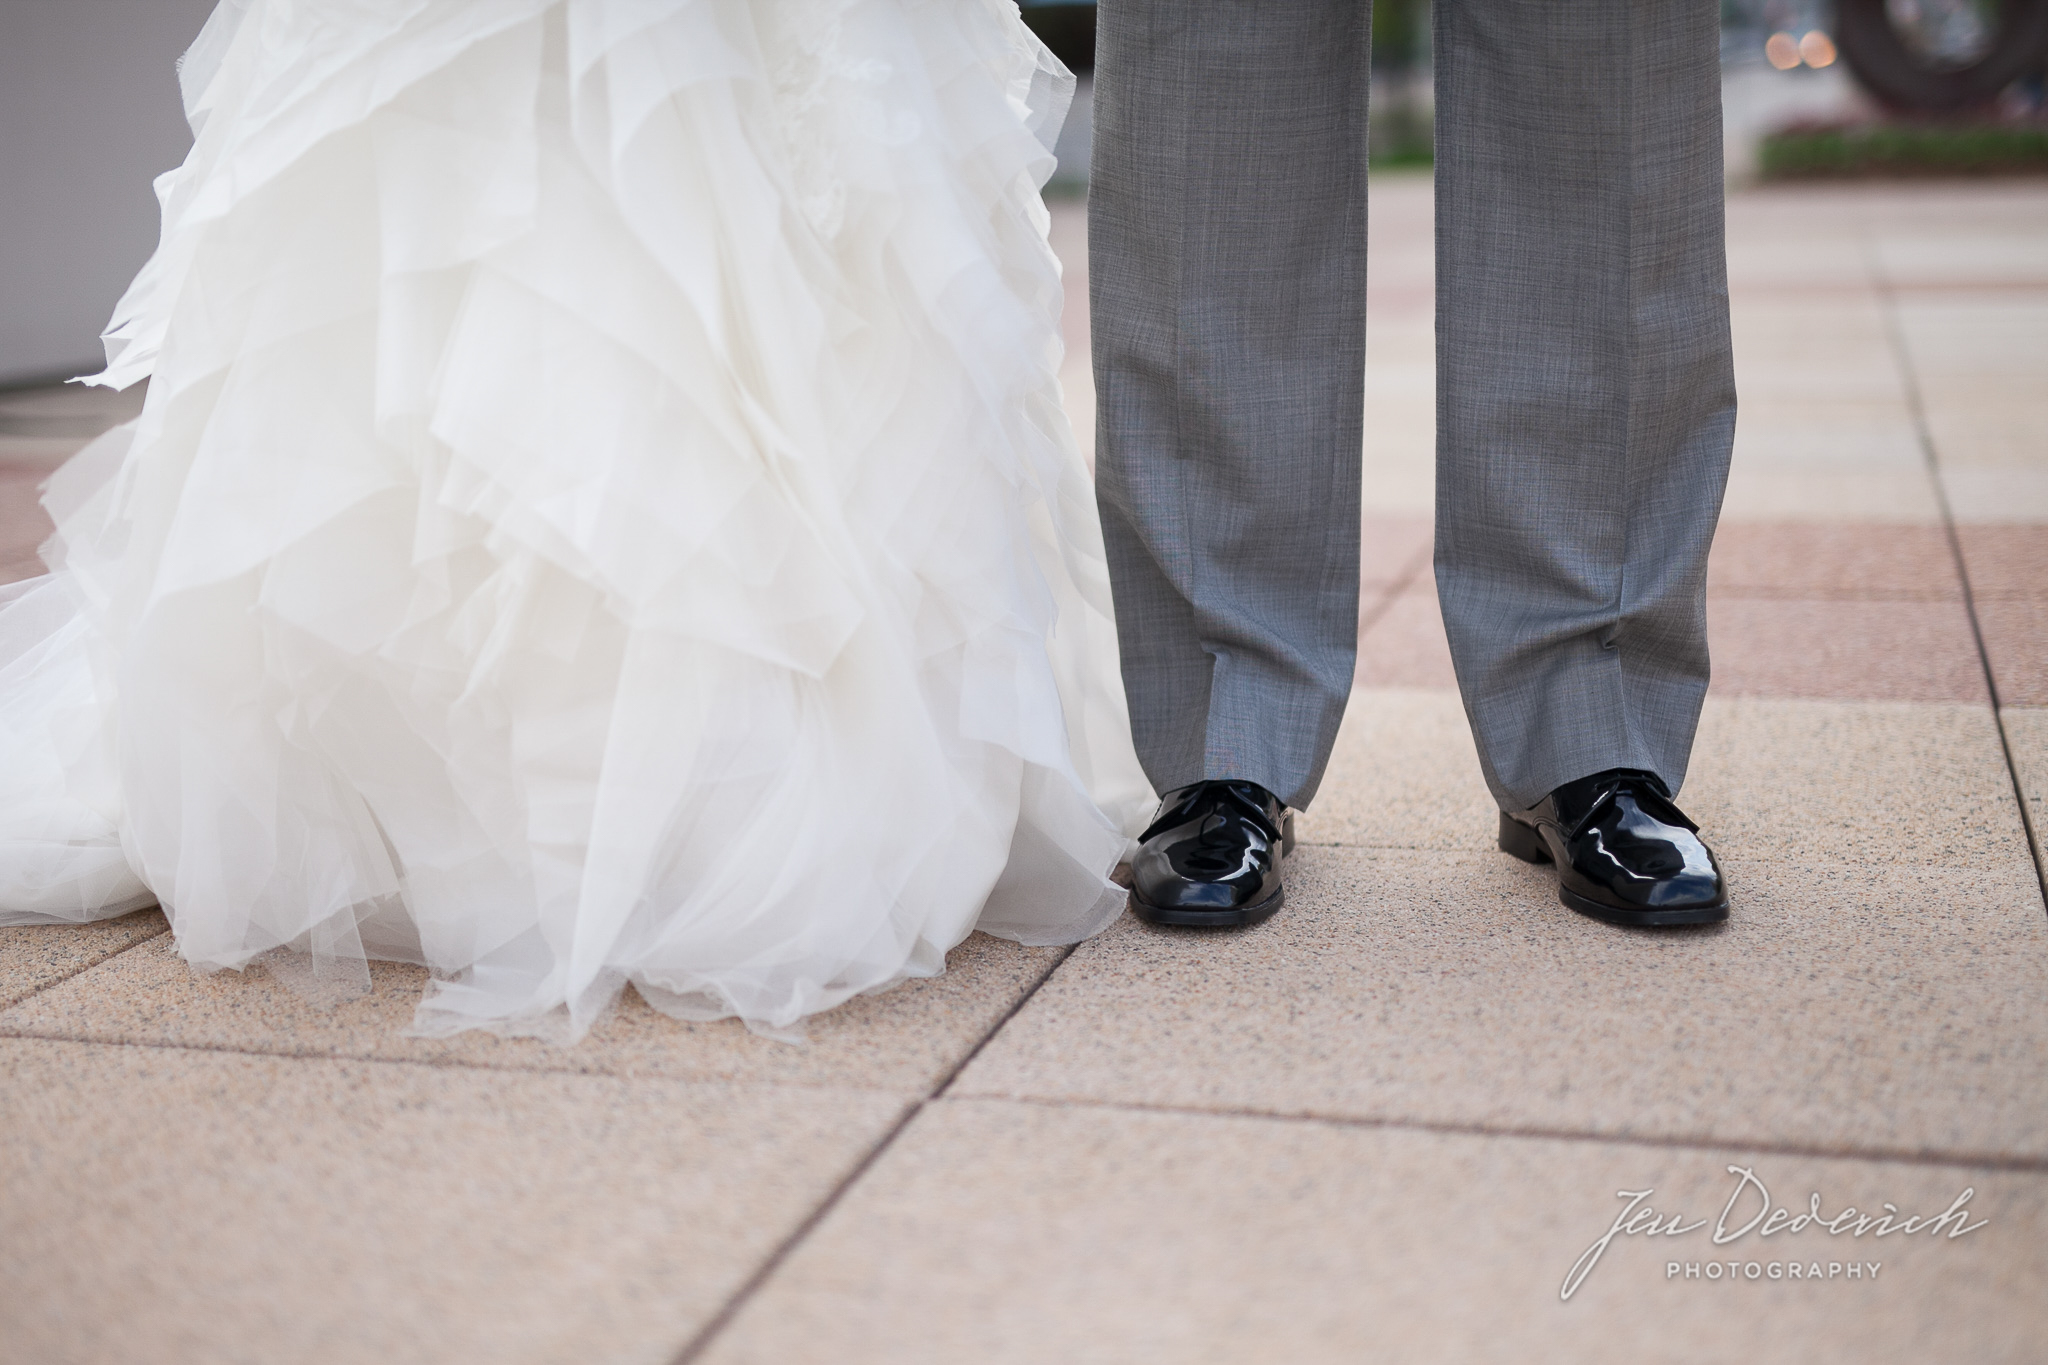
[1724,227,1873,276]
[1923,403,2048,471]
[1683,697,2032,868]
[2004,708,2048,871]
[1868,181,2048,235]
[1356,583,1458,690]
[1730,369,1905,414]
[1707,522,1959,600]
[1706,597,1987,703]
[0,436,89,467]
[0,930,1060,1095]
[1364,170,1434,293]
[1718,467,1945,524]
[1729,413,1927,472]
[1852,179,2048,224]
[1877,234,2048,287]
[1299,687,1492,852]
[1725,235,1875,294]
[0,909,164,1010]
[1896,300,2048,381]
[954,846,2048,1160]
[1359,516,1432,589]
[1307,693,2029,869]
[1357,449,1435,517]
[1364,292,1433,328]
[0,1037,905,1365]
[0,465,53,585]
[1363,329,1434,365]
[700,1099,2047,1365]
[1978,598,2048,707]
[1728,305,1897,386]
[0,382,145,476]
[1941,468,2048,525]
[1728,316,1891,360]
[1956,525,2048,597]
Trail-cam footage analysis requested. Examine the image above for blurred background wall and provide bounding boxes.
[0,0,216,386]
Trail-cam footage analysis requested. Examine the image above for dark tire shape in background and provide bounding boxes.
[1835,0,2048,112]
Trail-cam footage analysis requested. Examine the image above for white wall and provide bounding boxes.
[0,0,218,386]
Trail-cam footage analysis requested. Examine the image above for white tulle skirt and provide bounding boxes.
[0,0,1154,1040]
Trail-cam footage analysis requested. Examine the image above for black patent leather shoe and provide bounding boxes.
[1499,769,1728,927]
[1129,780,1295,928]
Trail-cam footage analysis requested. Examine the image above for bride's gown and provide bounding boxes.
[0,0,1154,1040]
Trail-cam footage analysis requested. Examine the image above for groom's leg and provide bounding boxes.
[1090,0,1370,811]
[1433,0,1736,811]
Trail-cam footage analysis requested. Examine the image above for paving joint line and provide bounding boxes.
[1356,543,1432,640]
[0,1026,923,1098]
[1284,844,2015,881]
[1,942,1092,1090]
[1870,236,2048,919]
[668,941,1079,1364]
[0,919,170,1015]
[948,1091,2048,1174]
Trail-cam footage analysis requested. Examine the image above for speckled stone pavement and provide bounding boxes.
[2,177,2044,1365]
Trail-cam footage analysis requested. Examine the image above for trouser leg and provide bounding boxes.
[1090,0,1370,810]
[1432,0,1736,811]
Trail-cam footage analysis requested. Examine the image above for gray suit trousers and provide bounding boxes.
[1090,0,1735,813]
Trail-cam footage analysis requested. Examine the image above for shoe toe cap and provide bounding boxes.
[1640,869,1727,909]
[1132,871,1268,912]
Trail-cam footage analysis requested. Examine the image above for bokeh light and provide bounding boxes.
[1765,31,1802,69]
[1799,30,1837,68]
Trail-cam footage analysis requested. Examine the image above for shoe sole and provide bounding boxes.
[1130,884,1286,929]
[1497,813,1729,928]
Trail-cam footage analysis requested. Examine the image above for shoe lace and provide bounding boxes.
[1567,772,1699,844]
[1142,780,1282,844]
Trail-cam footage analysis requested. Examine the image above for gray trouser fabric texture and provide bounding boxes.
[1089,0,1735,814]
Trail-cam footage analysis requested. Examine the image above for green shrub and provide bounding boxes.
[1760,123,2048,179]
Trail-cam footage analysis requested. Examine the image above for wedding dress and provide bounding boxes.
[0,0,1153,1040]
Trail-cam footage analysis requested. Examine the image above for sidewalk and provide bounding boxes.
[3,177,2045,1364]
